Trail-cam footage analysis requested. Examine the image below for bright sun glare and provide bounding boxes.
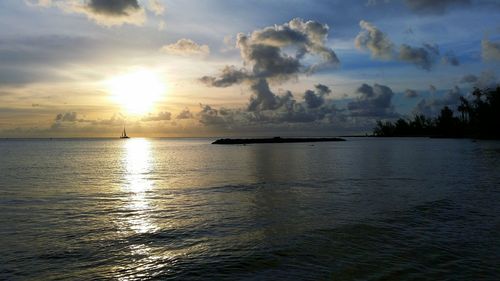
[107,69,166,114]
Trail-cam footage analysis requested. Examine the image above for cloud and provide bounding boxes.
[27,0,146,26]
[405,89,419,98]
[87,0,140,16]
[194,83,344,128]
[147,0,165,16]
[55,112,79,122]
[88,114,125,126]
[53,112,126,126]
[25,0,52,7]
[201,18,339,117]
[442,51,460,66]
[247,79,294,111]
[197,104,227,126]
[365,0,391,6]
[238,35,302,80]
[47,113,134,133]
[160,39,210,56]
[404,0,470,15]
[355,20,440,70]
[460,70,498,88]
[429,84,437,93]
[52,112,84,129]
[206,18,339,85]
[158,20,166,31]
[141,111,171,121]
[200,66,249,87]
[348,83,397,117]
[460,74,478,83]
[355,20,395,59]
[195,101,343,129]
[482,39,500,61]
[303,84,331,108]
[413,86,462,116]
[398,43,439,70]
[242,18,340,74]
[176,108,194,119]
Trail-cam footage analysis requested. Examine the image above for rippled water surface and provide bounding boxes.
[1,138,499,280]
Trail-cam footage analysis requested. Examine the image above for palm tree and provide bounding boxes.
[458,96,470,123]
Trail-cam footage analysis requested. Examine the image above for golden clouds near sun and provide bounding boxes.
[107,69,166,114]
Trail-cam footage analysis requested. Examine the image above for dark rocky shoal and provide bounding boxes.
[212,137,346,145]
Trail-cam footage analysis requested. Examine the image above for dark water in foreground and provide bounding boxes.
[1,138,499,280]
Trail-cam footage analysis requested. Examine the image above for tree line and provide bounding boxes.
[373,86,500,139]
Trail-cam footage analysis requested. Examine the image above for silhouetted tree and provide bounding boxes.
[373,86,500,139]
[373,120,396,137]
[457,96,469,122]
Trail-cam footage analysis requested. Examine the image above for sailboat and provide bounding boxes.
[120,126,130,139]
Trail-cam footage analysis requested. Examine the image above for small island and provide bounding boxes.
[212,136,346,145]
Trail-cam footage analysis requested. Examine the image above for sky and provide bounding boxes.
[0,0,499,137]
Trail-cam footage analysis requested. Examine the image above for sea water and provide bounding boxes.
[1,138,499,280]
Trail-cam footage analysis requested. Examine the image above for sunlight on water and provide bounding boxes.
[124,138,153,193]
[121,139,158,234]
[113,139,164,280]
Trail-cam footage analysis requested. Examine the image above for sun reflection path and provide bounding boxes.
[122,138,158,234]
[115,139,178,280]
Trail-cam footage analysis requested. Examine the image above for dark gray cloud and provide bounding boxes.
[348,83,397,117]
[200,66,250,87]
[195,101,342,128]
[460,74,478,83]
[404,0,470,14]
[201,18,340,118]
[141,111,172,122]
[202,18,339,88]
[247,79,294,111]
[398,43,439,70]
[197,105,227,126]
[460,70,498,88]
[355,20,441,70]
[413,86,462,116]
[405,89,419,98]
[49,112,127,131]
[176,108,193,119]
[52,112,84,130]
[55,112,79,122]
[238,38,302,80]
[252,103,339,124]
[27,0,146,26]
[429,84,437,93]
[303,84,331,108]
[442,51,460,66]
[88,0,140,16]
[194,83,343,128]
[482,39,500,61]
[53,112,127,126]
[240,17,340,74]
[355,20,395,59]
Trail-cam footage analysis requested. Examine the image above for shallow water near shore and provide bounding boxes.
[1,137,499,280]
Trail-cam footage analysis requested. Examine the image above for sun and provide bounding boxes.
[107,69,166,114]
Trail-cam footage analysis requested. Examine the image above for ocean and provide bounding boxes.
[1,137,499,280]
